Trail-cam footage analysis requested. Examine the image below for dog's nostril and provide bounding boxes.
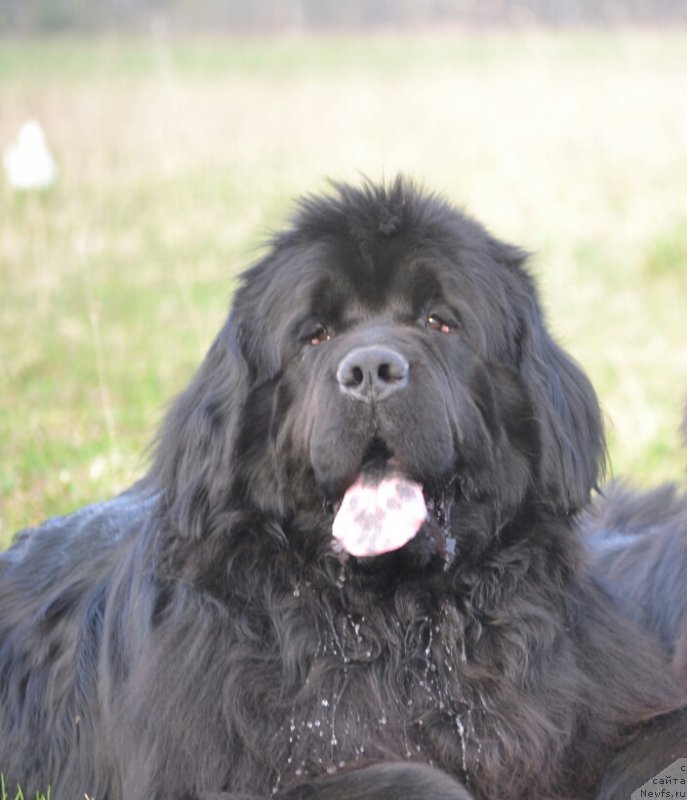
[378,362,404,383]
[351,366,364,386]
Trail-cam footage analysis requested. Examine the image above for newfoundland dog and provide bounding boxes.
[1,178,686,800]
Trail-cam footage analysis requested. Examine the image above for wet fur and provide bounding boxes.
[1,178,686,800]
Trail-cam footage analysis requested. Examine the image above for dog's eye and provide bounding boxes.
[426,314,455,334]
[308,326,331,346]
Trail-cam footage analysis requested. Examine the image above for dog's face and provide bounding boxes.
[156,180,605,572]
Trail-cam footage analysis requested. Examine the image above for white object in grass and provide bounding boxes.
[3,120,58,190]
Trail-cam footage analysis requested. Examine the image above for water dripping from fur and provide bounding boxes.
[279,572,476,791]
[415,606,475,789]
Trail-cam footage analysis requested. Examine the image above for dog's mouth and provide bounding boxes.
[330,441,455,568]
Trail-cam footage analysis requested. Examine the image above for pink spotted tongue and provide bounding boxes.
[332,465,427,558]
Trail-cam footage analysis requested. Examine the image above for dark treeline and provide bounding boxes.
[2,0,687,34]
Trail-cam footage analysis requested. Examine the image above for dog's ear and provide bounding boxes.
[150,312,250,539]
[517,283,606,514]
[226,255,285,382]
[490,239,606,514]
[150,241,304,540]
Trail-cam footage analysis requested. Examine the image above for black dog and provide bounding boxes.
[1,178,685,800]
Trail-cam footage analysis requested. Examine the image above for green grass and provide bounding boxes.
[0,775,51,800]
[2,31,687,546]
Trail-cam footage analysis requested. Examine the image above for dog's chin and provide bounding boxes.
[349,515,457,575]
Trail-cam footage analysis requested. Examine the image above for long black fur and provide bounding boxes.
[585,483,687,688]
[584,408,687,692]
[1,178,686,800]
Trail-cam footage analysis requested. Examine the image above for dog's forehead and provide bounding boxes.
[237,185,529,362]
[296,235,491,321]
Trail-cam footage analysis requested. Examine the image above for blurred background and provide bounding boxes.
[1,1,687,544]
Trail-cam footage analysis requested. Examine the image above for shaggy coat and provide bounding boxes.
[585,483,687,689]
[1,178,685,800]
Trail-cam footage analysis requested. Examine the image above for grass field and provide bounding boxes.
[1,773,50,800]
[1,31,686,546]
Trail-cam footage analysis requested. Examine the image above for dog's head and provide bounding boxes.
[153,178,605,572]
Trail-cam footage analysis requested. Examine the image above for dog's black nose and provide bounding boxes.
[336,346,409,402]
